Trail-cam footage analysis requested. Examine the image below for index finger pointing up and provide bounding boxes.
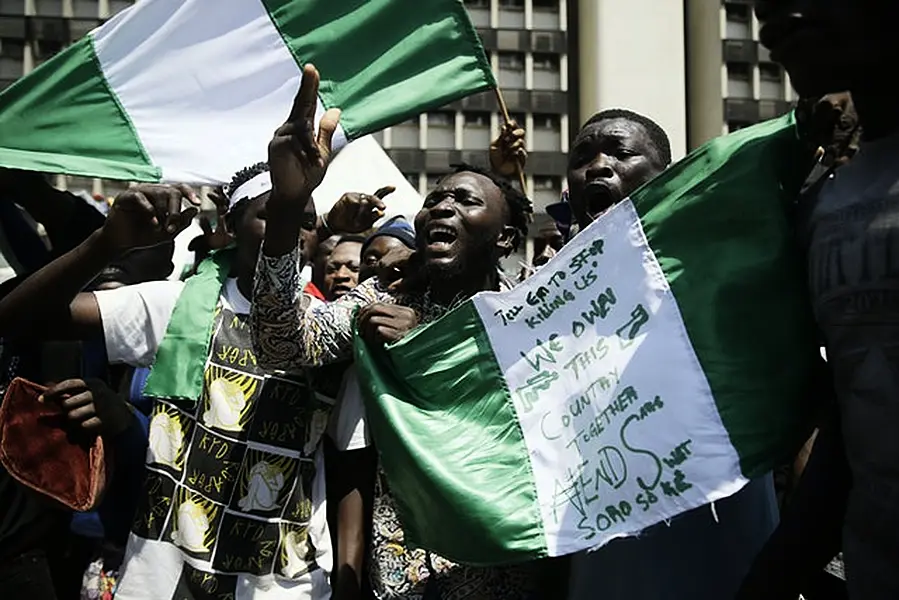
[287,63,321,125]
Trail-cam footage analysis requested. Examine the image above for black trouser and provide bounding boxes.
[0,549,59,600]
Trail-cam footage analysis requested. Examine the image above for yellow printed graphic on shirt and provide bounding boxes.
[202,365,258,432]
[171,488,219,554]
[148,404,187,469]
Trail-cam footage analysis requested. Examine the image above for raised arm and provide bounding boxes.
[251,64,389,371]
[0,184,197,341]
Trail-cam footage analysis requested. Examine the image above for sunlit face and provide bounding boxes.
[567,118,663,230]
[413,171,515,278]
[322,240,361,301]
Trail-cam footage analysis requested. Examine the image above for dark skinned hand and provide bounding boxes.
[327,186,393,234]
[358,303,420,346]
[489,120,527,177]
[100,184,199,254]
[268,64,341,204]
[40,378,133,437]
[375,245,423,293]
[189,186,234,253]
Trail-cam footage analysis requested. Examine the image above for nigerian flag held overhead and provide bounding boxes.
[0,0,493,184]
[355,113,820,565]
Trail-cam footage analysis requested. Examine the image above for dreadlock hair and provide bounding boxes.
[578,109,672,169]
[446,163,533,255]
[225,161,270,231]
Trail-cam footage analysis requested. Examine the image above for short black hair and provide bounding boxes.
[580,109,672,168]
[225,161,269,231]
[445,163,532,254]
[335,234,367,247]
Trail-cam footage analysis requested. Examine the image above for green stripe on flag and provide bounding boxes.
[631,113,817,476]
[144,250,233,402]
[355,301,548,565]
[0,35,160,182]
[263,0,496,139]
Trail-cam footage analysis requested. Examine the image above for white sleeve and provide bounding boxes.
[93,280,186,367]
[327,366,371,451]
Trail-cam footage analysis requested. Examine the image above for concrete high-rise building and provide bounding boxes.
[685,0,795,148]
[379,0,571,226]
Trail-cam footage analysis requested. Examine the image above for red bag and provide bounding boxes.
[0,377,107,511]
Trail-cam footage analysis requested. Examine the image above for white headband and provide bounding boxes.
[228,171,272,211]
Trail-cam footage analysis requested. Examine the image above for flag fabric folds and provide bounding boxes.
[0,0,494,184]
[355,113,819,565]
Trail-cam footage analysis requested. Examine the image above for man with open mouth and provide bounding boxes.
[554,109,782,600]
[547,109,671,237]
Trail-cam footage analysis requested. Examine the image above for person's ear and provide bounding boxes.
[496,225,518,257]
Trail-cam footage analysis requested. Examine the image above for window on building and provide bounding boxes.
[390,119,420,148]
[532,113,561,152]
[533,175,563,213]
[0,55,21,79]
[108,0,134,18]
[401,172,419,189]
[0,37,23,87]
[0,17,26,40]
[498,51,525,89]
[69,19,100,40]
[427,111,455,149]
[505,112,526,128]
[726,62,752,98]
[463,0,490,27]
[73,0,100,19]
[499,0,524,28]
[30,16,68,62]
[533,0,560,29]
[758,63,784,100]
[34,0,63,16]
[33,38,65,63]
[0,38,25,59]
[462,111,491,150]
[0,0,25,15]
[532,53,561,90]
[427,111,453,128]
[724,3,752,39]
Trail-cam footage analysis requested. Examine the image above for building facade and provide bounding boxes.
[377,0,570,225]
[686,0,795,148]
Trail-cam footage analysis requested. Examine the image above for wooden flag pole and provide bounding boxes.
[493,87,528,194]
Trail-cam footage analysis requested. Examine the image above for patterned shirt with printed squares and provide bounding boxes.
[95,278,332,600]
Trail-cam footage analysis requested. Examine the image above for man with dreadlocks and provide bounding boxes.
[251,65,544,598]
[0,80,381,597]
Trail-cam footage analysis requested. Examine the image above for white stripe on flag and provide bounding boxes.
[472,199,747,556]
[92,0,346,184]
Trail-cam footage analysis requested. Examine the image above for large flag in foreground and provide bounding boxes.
[355,113,819,565]
[0,0,493,184]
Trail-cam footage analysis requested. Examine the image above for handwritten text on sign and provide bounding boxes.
[472,201,744,556]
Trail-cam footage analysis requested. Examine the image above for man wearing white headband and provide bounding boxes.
[0,133,384,599]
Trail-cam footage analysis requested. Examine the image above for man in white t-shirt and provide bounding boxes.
[0,171,334,599]
[0,82,385,597]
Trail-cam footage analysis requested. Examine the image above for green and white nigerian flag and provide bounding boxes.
[355,113,819,565]
[0,0,493,184]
